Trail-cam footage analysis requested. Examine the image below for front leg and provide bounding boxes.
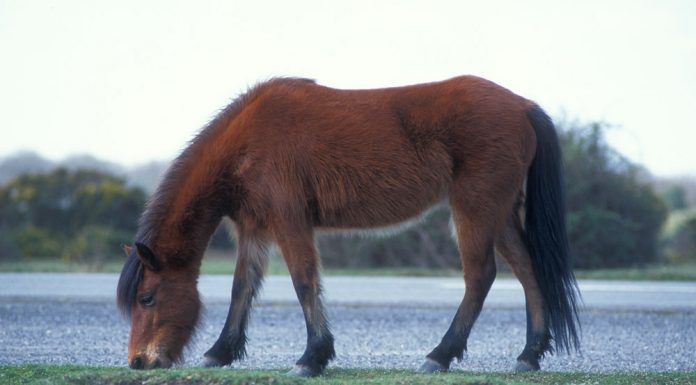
[274,223,335,377]
[203,229,268,366]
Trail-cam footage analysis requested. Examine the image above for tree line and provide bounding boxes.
[0,120,694,269]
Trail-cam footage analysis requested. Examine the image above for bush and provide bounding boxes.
[0,168,146,261]
[13,225,63,258]
[663,186,688,211]
[62,225,131,265]
[662,209,696,264]
[560,122,667,268]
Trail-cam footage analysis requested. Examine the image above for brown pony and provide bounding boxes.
[117,75,580,376]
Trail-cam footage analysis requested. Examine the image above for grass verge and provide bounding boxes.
[2,256,696,281]
[573,264,696,281]
[2,366,696,385]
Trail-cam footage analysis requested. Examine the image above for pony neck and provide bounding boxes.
[135,85,255,268]
[136,151,230,268]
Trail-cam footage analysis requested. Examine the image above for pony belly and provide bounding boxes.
[318,200,447,237]
[313,182,449,231]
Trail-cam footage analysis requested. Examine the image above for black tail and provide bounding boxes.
[524,105,581,353]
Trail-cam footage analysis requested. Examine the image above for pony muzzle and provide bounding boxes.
[129,353,172,370]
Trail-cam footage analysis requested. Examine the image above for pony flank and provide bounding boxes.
[117,75,580,374]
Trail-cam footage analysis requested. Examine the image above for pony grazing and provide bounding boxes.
[117,75,580,376]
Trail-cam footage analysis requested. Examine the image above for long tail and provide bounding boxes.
[524,104,581,353]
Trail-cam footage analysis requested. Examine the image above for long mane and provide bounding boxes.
[116,253,143,317]
[116,79,311,317]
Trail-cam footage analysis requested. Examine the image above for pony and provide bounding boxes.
[117,75,580,376]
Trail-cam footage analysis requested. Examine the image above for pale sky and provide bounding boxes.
[1,0,695,176]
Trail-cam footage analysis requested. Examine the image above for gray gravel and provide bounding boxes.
[4,274,696,311]
[1,299,694,372]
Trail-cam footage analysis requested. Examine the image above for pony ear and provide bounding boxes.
[121,244,133,257]
[135,242,163,272]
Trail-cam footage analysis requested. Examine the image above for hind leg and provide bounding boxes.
[419,203,498,372]
[203,225,269,367]
[496,203,551,371]
[273,221,335,377]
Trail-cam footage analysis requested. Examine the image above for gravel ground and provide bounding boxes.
[1,299,694,372]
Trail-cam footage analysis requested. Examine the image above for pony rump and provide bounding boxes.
[117,253,143,318]
[524,105,581,353]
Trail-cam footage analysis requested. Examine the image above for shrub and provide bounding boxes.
[560,122,667,268]
[662,209,696,264]
[0,168,146,260]
[62,225,131,265]
[13,225,63,258]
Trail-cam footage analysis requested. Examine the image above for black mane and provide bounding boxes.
[116,252,143,317]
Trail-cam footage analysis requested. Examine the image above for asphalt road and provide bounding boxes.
[1,273,695,372]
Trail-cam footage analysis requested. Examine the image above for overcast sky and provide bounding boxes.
[1,0,695,176]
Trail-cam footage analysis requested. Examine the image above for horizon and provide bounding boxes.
[2,1,695,177]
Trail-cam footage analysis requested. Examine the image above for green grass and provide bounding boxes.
[0,259,125,273]
[2,255,696,281]
[573,264,696,281]
[1,365,695,385]
[0,254,461,277]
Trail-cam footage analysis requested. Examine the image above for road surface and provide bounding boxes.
[1,273,694,371]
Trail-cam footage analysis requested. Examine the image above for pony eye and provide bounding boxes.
[139,293,155,307]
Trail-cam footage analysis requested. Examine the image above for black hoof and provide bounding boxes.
[417,358,448,373]
[514,359,540,372]
[201,355,227,368]
[287,365,321,377]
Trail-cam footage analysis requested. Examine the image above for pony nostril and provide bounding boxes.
[129,356,144,370]
[152,359,162,369]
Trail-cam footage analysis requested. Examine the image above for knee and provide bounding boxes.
[293,283,313,303]
[465,256,496,287]
[482,257,497,284]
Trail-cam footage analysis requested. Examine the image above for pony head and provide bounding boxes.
[117,243,201,369]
